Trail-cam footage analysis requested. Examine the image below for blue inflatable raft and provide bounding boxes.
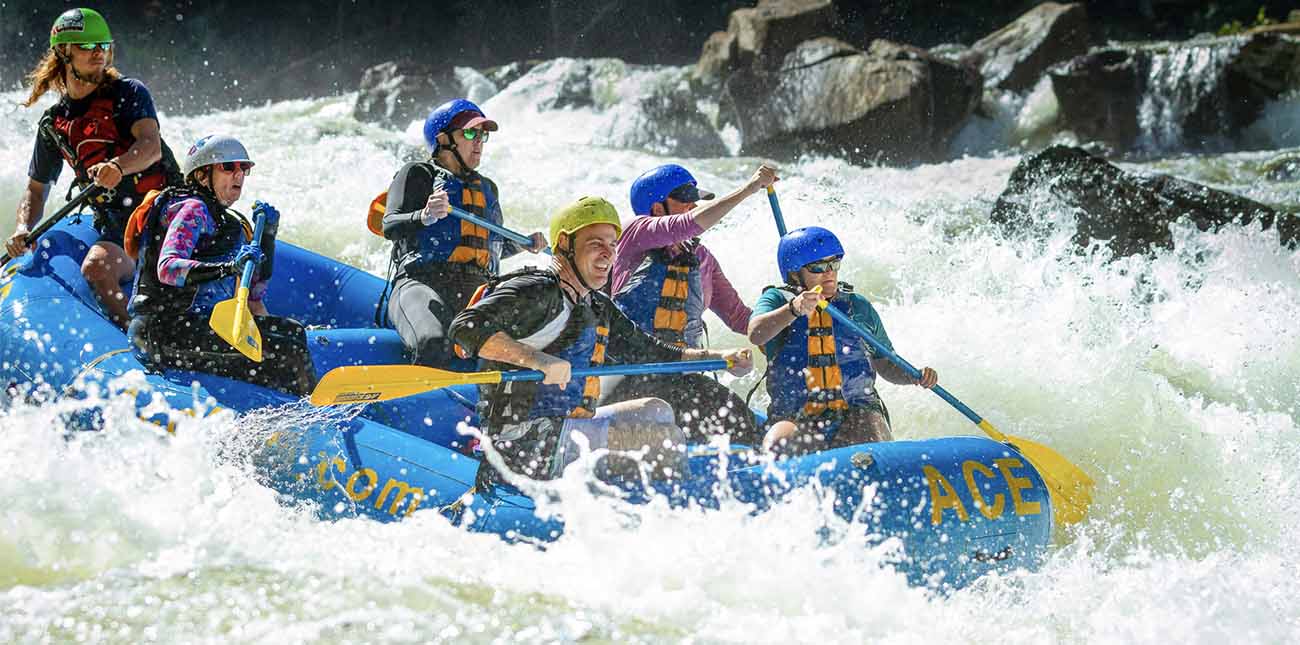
[0,216,1053,589]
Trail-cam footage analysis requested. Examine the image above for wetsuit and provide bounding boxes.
[752,283,894,450]
[126,188,316,396]
[382,161,524,366]
[449,269,686,481]
[29,78,180,244]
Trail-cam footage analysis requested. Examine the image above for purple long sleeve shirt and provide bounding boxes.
[157,198,267,302]
[609,212,751,334]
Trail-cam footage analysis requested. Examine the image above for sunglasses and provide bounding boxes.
[460,128,490,142]
[803,257,842,274]
[75,42,112,51]
[218,161,252,173]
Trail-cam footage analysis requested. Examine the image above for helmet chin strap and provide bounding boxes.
[435,135,480,181]
[554,235,600,302]
[56,47,97,85]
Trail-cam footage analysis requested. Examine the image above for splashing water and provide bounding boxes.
[2,82,1300,643]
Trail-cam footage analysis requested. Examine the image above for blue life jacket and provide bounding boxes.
[765,284,878,421]
[398,166,504,276]
[128,190,251,317]
[613,240,705,348]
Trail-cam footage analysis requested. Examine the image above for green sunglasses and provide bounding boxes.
[460,128,490,142]
[75,42,113,51]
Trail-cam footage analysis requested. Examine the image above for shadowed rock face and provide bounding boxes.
[353,61,498,129]
[721,38,981,164]
[969,1,1091,93]
[991,145,1299,256]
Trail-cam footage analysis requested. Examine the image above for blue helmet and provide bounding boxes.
[422,98,498,151]
[777,226,845,282]
[629,164,715,215]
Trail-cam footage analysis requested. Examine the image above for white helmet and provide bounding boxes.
[181,134,254,179]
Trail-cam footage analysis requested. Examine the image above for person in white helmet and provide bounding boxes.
[122,134,315,396]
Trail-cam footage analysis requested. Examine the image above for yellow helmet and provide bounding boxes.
[549,196,622,249]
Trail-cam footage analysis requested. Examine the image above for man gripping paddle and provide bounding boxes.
[449,196,752,483]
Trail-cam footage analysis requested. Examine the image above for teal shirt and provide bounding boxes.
[751,286,894,358]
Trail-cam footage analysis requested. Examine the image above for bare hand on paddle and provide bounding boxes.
[421,188,451,225]
[89,160,124,190]
[536,355,572,385]
[788,289,824,317]
[4,228,31,258]
[525,231,548,253]
[745,164,780,195]
[913,367,939,389]
[723,348,754,377]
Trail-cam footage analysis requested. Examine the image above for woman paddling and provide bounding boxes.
[124,135,316,396]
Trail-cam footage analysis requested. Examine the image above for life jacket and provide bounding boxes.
[127,187,253,318]
[612,239,706,348]
[42,79,181,225]
[458,269,609,423]
[763,283,878,421]
[376,163,503,276]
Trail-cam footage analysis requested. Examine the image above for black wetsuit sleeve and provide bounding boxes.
[598,292,687,365]
[185,261,237,284]
[449,273,562,357]
[382,162,438,238]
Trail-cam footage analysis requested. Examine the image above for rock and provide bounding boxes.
[490,58,727,158]
[969,2,1090,93]
[695,31,739,82]
[353,61,499,129]
[1263,153,1300,182]
[723,37,981,164]
[696,0,840,81]
[483,60,543,90]
[991,145,1298,256]
[1048,33,1300,152]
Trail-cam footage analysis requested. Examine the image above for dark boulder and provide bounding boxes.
[695,0,841,82]
[991,145,1298,256]
[353,61,497,129]
[969,2,1091,93]
[1048,33,1300,152]
[722,38,981,164]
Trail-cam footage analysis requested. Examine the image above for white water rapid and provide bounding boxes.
[2,76,1298,643]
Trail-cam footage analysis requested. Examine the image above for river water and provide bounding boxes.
[1,75,1298,643]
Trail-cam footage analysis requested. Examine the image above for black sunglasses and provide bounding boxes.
[218,161,252,173]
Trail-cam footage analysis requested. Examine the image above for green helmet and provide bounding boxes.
[50,8,113,48]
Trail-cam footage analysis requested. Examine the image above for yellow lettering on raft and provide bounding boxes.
[995,458,1042,516]
[375,479,425,517]
[345,468,379,502]
[962,460,1005,520]
[315,455,346,491]
[923,464,969,525]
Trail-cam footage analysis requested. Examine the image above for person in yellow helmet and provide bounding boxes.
[449,196,753,484]
[7,8,182,328]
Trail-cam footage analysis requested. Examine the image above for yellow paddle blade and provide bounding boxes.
[980,420,1095,525]
[310,364,504,406]
[209,287,262,362]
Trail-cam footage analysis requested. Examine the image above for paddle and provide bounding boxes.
[766,185,788,236]
[766,187,1094,525]
[310,358,731,406]
[208,211,267,362]
[1,184,104,264]
[449,205,551,255]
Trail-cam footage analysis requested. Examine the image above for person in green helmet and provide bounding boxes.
[6,8,182,329]
[449,196,752,485]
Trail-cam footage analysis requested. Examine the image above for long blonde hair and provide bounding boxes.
[22,46,121,107]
